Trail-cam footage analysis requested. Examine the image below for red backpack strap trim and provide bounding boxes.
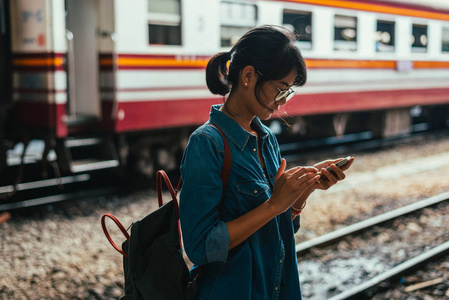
[156,170,183,249]
[209,123,231,208]
[101,213,130,258]
[156,170,179,209]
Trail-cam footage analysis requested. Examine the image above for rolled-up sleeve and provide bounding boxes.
[179,129,230,265]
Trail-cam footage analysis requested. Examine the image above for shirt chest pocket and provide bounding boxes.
[235,180,271,213]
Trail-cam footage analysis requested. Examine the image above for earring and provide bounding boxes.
[244,83,248,86]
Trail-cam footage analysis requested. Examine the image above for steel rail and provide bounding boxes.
[328,240,449,300]
[0,186,120,211]
[0,174,91,195]
[296,191,449,255]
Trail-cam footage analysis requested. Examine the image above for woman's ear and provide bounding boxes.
[241,65,256,87]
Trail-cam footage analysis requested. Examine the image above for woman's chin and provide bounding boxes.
[260,112,274,120]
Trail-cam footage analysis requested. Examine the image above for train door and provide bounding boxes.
[65,0,101,122]
[0,0,11,106]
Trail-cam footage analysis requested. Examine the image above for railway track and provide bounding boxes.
[329,241,449,299]
[296,191,449,299]
[0,171,125,212]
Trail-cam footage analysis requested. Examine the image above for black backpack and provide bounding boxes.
[101,124,231,300]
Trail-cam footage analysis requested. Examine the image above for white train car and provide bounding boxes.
[1,0,449,183]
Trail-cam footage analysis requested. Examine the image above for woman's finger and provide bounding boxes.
[340,157,355,171]
[291,166,319,178]
[320,167,338,183]
[296,172,321,187]
[275,158,286,181]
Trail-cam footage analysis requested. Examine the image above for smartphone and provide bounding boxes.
[321,156,352,180]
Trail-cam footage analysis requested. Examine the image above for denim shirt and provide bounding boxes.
[180,105,302,300]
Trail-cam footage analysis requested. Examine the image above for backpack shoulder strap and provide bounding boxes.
[209,123,231,207]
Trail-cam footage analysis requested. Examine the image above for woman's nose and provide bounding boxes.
[277,97,288,105]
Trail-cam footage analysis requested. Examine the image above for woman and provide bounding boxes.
[179,25,354,300]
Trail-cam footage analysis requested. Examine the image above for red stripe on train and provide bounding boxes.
[113,87,449,132]
[112,98,223,132]
[17,87,449,134]
[284,87,449,116]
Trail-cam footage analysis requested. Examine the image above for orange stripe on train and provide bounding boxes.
[285,0,449,21]
[12,57,65,67]
[104,56,449,70]
[14,54,449,70]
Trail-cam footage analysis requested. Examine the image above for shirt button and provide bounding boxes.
[263,174,266,177]
[275,287,279,291]
[253,148,257,152]
[279,259,283,263]
[253,190,257,194]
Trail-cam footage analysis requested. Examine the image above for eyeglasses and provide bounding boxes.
[269,81,296,102]
[256,70,296,102]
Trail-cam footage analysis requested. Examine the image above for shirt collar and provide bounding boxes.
[209,104,269,151]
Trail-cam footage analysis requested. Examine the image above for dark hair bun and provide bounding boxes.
[205,52,231,96]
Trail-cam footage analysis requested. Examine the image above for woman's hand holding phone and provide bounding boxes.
[313,156,355,190]
[269,156,354,215]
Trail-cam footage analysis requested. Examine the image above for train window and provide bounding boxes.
[148,24,181,45]
[411,24,427,53]
[334,15,357,51]
[442,27,449,53]
[376,20,395,52]
[149,0,180,14]
[220,1,257,47]
[283,10,312,50]
[221,26,252,47]
[148,0,182,45]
